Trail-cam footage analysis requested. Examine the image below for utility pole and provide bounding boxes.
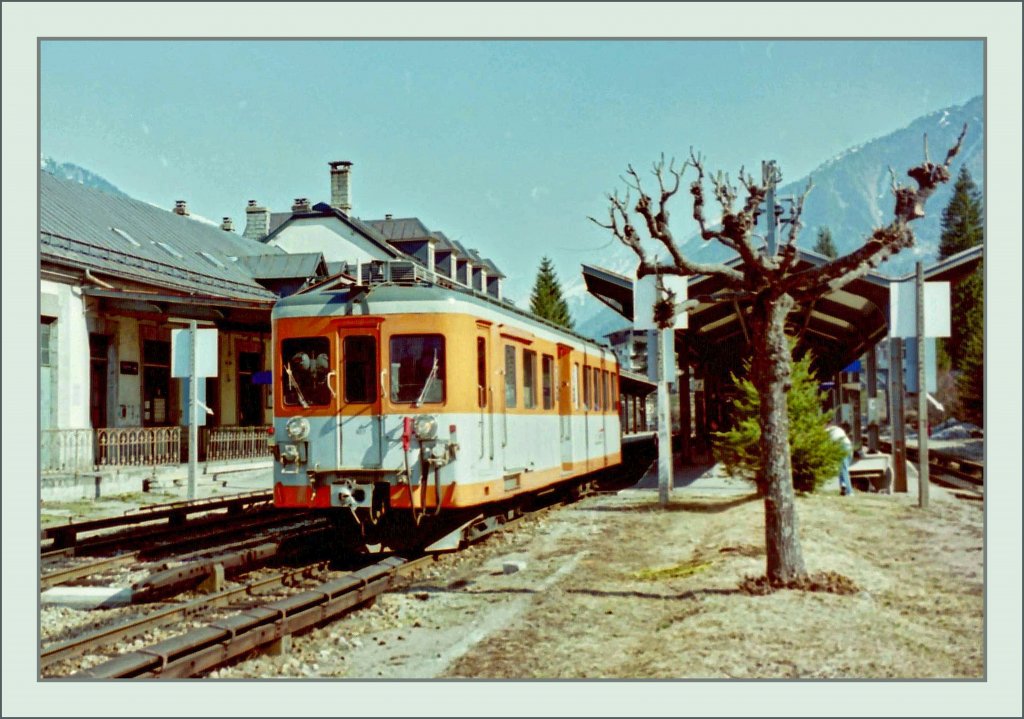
[915,262,929,508]
[187,319,198,500]
[890,338,908,492]
[763,161,778,257]
[657,325,673,506]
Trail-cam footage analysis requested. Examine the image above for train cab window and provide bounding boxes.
[523,350,537,409]
[476,337,487,408]
[282,337,333,407]
[390,334,445,404]
[504,345,517,408]
[343,335,377,403]
[572,363,580,409]
[542,354,554,410]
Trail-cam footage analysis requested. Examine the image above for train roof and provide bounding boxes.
[273,283,614,353]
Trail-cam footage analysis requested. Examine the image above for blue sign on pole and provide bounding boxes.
[904,338,937,394]
[843,359,862,374]
[252,370,273,385]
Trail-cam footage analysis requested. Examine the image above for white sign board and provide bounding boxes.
[171,328,219,378]
[633,274,688,330]
[889,281,950,338]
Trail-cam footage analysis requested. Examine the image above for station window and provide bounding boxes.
[504,345,517,408]
[541,354,554,410]
[344,335,377,404]
[523,349,537,409]
[282,336,332,407]
[389,334,445,404]
[476,337,487,408]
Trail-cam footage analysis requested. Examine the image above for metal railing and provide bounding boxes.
[202,426,272,462]
[40,429,95,474]
[41,425,274,474]
[96,427,181,468]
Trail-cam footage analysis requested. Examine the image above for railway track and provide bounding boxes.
[41,490,275,558]
[45,479,601,678]
[43,439,658,679]
[878,440,984,495]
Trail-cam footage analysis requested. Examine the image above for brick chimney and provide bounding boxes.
[243,200,271,241]
[291,197,312,213]
[329,160,353,213]
[220,217,234,232]
[173,200,189,216]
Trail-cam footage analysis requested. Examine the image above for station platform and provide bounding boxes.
[626,453,954,502]
[41,460,273,503]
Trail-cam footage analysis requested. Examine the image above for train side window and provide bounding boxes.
[594,368,603,411]
[476,337,487,408]
[585,366,593,411]
[281,337,332,407]
[572,363,580,409]
[389,334,446,404]
[504,344,517,408]
[604,371,611,413]
[541,354,554,410]
[523,349,537,409]
[343,335,377,404]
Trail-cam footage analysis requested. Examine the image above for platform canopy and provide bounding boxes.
[582,245,981,380]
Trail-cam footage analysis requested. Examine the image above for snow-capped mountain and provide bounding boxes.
[568,95,983,340]
[40,156,127,198]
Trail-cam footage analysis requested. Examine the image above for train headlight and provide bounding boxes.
[413,415,438,441]
[285,416,310,442]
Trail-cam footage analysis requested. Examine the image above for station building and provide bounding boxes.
[39,161,506,484]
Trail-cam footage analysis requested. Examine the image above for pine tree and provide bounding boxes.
[713,346,847,494]
[955,264,984,426]
[529,257,574,330]
[812,226,838,258]
[936,167,983,411]
[939,167,983,259]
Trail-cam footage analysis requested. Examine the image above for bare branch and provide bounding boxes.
[783,125,967,300]
[778,177,814,274]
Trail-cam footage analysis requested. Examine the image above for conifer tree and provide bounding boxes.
[529,256,574,330]
[713,346,847,494]
[812,226,838,258]
[936,166,983,411]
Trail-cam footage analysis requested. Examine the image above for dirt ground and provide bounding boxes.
[211,480,983,680]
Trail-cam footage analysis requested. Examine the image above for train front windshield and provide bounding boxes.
[281,336,333,407]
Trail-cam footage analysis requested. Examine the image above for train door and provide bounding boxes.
[476,326,495,472]
[557,344,574,472]
[337,322,383,468]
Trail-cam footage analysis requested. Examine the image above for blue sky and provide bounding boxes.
[40,39,983,301]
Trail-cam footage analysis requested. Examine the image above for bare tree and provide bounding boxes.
[591,128,967,584]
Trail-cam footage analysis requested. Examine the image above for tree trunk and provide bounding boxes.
[750,293,808,584]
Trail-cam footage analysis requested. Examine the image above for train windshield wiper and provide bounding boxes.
[414,350,439,408]
[284,362,310,409]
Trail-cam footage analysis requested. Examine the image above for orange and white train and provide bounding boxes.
[270,281,623,547]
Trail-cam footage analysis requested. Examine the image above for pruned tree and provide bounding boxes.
[591,129,967,585]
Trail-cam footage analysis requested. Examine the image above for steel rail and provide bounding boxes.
[42,508,309,563]
[74,555,434,678]
[41,491,274,551]
[43,561,334,670]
